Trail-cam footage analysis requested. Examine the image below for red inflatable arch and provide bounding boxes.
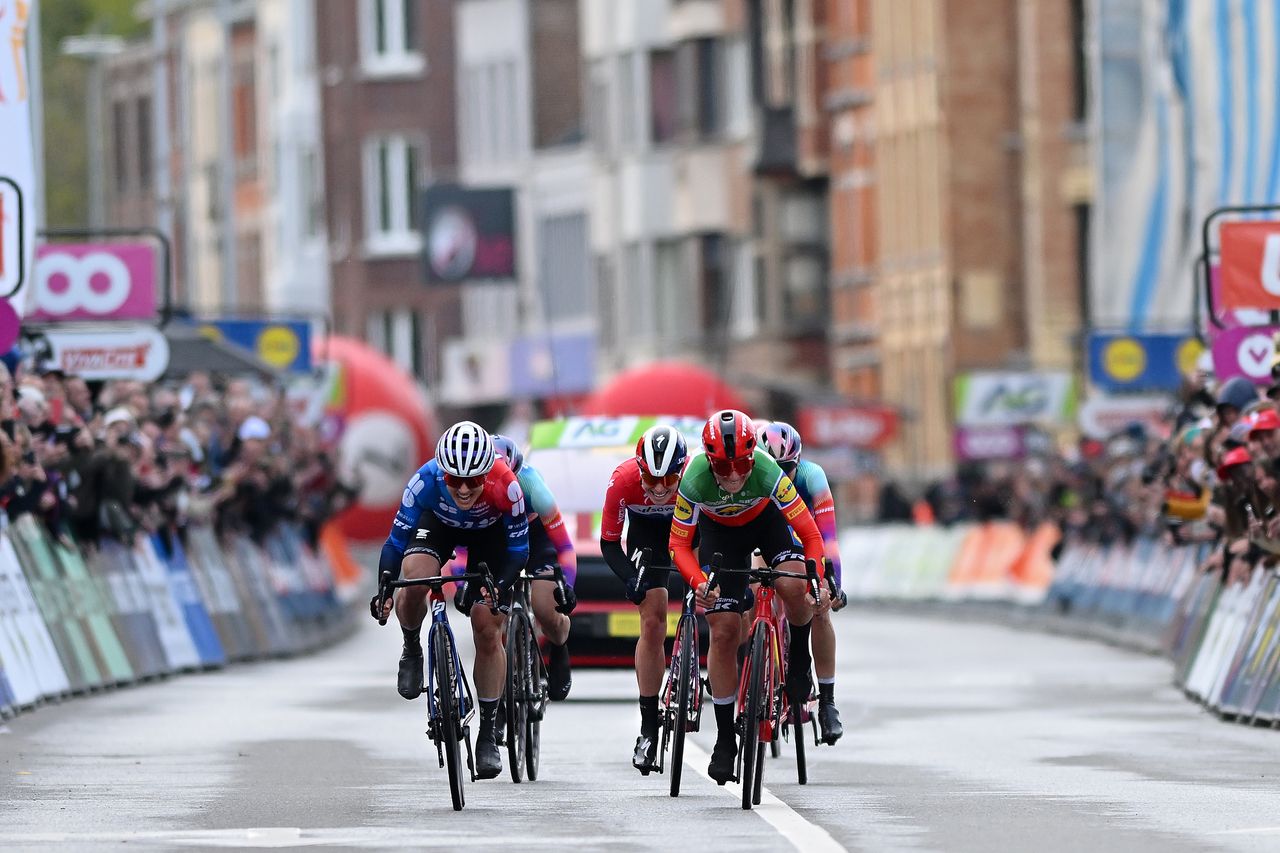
[580,361,749,418]
[314,336,437,542]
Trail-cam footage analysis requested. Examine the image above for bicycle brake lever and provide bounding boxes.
[376,571,392,626]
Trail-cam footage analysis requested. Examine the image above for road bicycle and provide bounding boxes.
[376,565,498,811]
[502,563,567,783]
[720,559,822,810]
[656,552,719,797]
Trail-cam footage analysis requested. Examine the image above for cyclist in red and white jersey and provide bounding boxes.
[599,424,689,773]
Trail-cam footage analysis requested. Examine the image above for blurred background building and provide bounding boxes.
[33,0,1280,517]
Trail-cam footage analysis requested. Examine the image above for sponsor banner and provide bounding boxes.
[953,426,1026,461]
[508,332,596,397]
[528,416,706,451]
[795,404,898,449]
[1220,221,1280,311]
[1087,333,1205,393]
[1210,325,1280,385]
[1206,263,1274,341]
[1078,394,1173,440]
[422,185,516,283]
[30,242,158,322]
[954,372,1076,427]
[41,325,170,381]
[198,319,311,373]
[0,0,36,313]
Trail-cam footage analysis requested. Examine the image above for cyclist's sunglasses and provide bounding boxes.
[709,456,754,477]
[444,473,486,490]
[639,469,681,488]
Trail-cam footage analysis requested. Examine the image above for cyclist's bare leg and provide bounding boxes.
[531,582,570,645]
[773,565,815,627]
[469,603,507,699]
[812,607,835,680]
[706,610,740,699]
[395,552,443,630]
[636,586,669,695]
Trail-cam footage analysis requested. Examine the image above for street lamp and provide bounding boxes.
[60,35,126,230]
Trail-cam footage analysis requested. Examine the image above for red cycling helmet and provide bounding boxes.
[703,409,756,478]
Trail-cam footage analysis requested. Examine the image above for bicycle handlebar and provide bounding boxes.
[376,565,499,625]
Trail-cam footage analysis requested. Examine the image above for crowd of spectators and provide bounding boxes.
[0,357,356,551]
[876,361,1280,580]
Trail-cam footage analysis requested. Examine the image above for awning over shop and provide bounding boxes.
[162,323,282,379]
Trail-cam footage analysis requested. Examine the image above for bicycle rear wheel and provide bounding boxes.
[505,611,530,783]
[431,626,465,811]
[741,626,768,811]
[669,616,696,797]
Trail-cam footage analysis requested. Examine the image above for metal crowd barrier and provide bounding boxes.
[0,517,361,719]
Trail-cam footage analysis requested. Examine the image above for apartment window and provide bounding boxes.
[112,101,129,191]
[538,214,592,322]
[596,255,617,344]
[587,60,614,155]
[136,96,152,190]
[617,53,638,150]
[699,234,729,335]
[363,135,424,255]
[677,38,723,140]
[622,242,654,338]
[366,308,423,376]
[232,48,257,176]
[783,250,827,330]
[723,38,750,138]
[301,148,324,238]
[649,50,678,145]
[730,241,760,339]
[654,239,693,344]
[360,0,425,77]
[1070,0,1087,122]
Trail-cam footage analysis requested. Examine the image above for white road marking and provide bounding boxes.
[0,828,621,848]
[1210,826,1280,836]
[682,741,847,853]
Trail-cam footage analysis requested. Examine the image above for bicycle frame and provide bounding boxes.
[738,584,784,745]
[425,590,475,738]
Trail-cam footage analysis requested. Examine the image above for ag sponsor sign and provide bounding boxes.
[953,426,1026,461]
[40,325,170,381]
[1220,221,1280,311]
[1087,333,1205,392]
[795,404,898,449]
[529,416,705,450]
[30,243,158,322]
[1210,325,1280,384]
[954,372,1076,427]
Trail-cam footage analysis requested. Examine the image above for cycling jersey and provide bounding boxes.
[669,450,824,586]
[600,457,679,583]
[790,459,842,586]
[518,463,577,585]
[379,457,529,585]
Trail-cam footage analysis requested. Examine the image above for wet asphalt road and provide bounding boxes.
[3,608,1280,852]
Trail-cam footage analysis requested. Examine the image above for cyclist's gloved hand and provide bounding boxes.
[832,587,848,610]
[369,593,386,621]
[624,573,647,605]
[554,582,577,615]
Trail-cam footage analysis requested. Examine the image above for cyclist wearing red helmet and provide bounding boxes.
[669,409,830,784]
[600,424,690,773]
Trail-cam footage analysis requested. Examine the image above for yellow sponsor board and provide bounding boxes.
[607,610,682,638]
[256,325,301,368]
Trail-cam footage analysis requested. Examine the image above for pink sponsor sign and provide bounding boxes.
[30,242,158,322]
[1210,324,1280,384]
[953,426,1026,462]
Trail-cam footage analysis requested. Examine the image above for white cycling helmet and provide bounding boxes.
[756,421,802,465]
[435,421,496,477]
[636,424,688,478]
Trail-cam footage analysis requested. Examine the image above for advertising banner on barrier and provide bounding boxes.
[953,426,1026,461]
[0,532,66,704]
[796,404,898,449]
[40,325,171,381]
[153,535,226,668]
[30,242,158,322]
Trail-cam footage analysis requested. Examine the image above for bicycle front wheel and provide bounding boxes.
[670,615,697,797]
[525,618,544,781]
[505,610,530,783]
[431,626,465,811]
[741,625,769,811]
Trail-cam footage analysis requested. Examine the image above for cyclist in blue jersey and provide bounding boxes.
[758,421,847,744]
[372,421,528,779]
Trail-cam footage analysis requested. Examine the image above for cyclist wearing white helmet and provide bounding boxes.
[373,420,529,780]
[600,423,689,773]
[758,420,846,745]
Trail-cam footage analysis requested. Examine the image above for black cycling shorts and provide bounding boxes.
[403,514,512,578]
[697,504,805,614]
[625,512,681,597]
